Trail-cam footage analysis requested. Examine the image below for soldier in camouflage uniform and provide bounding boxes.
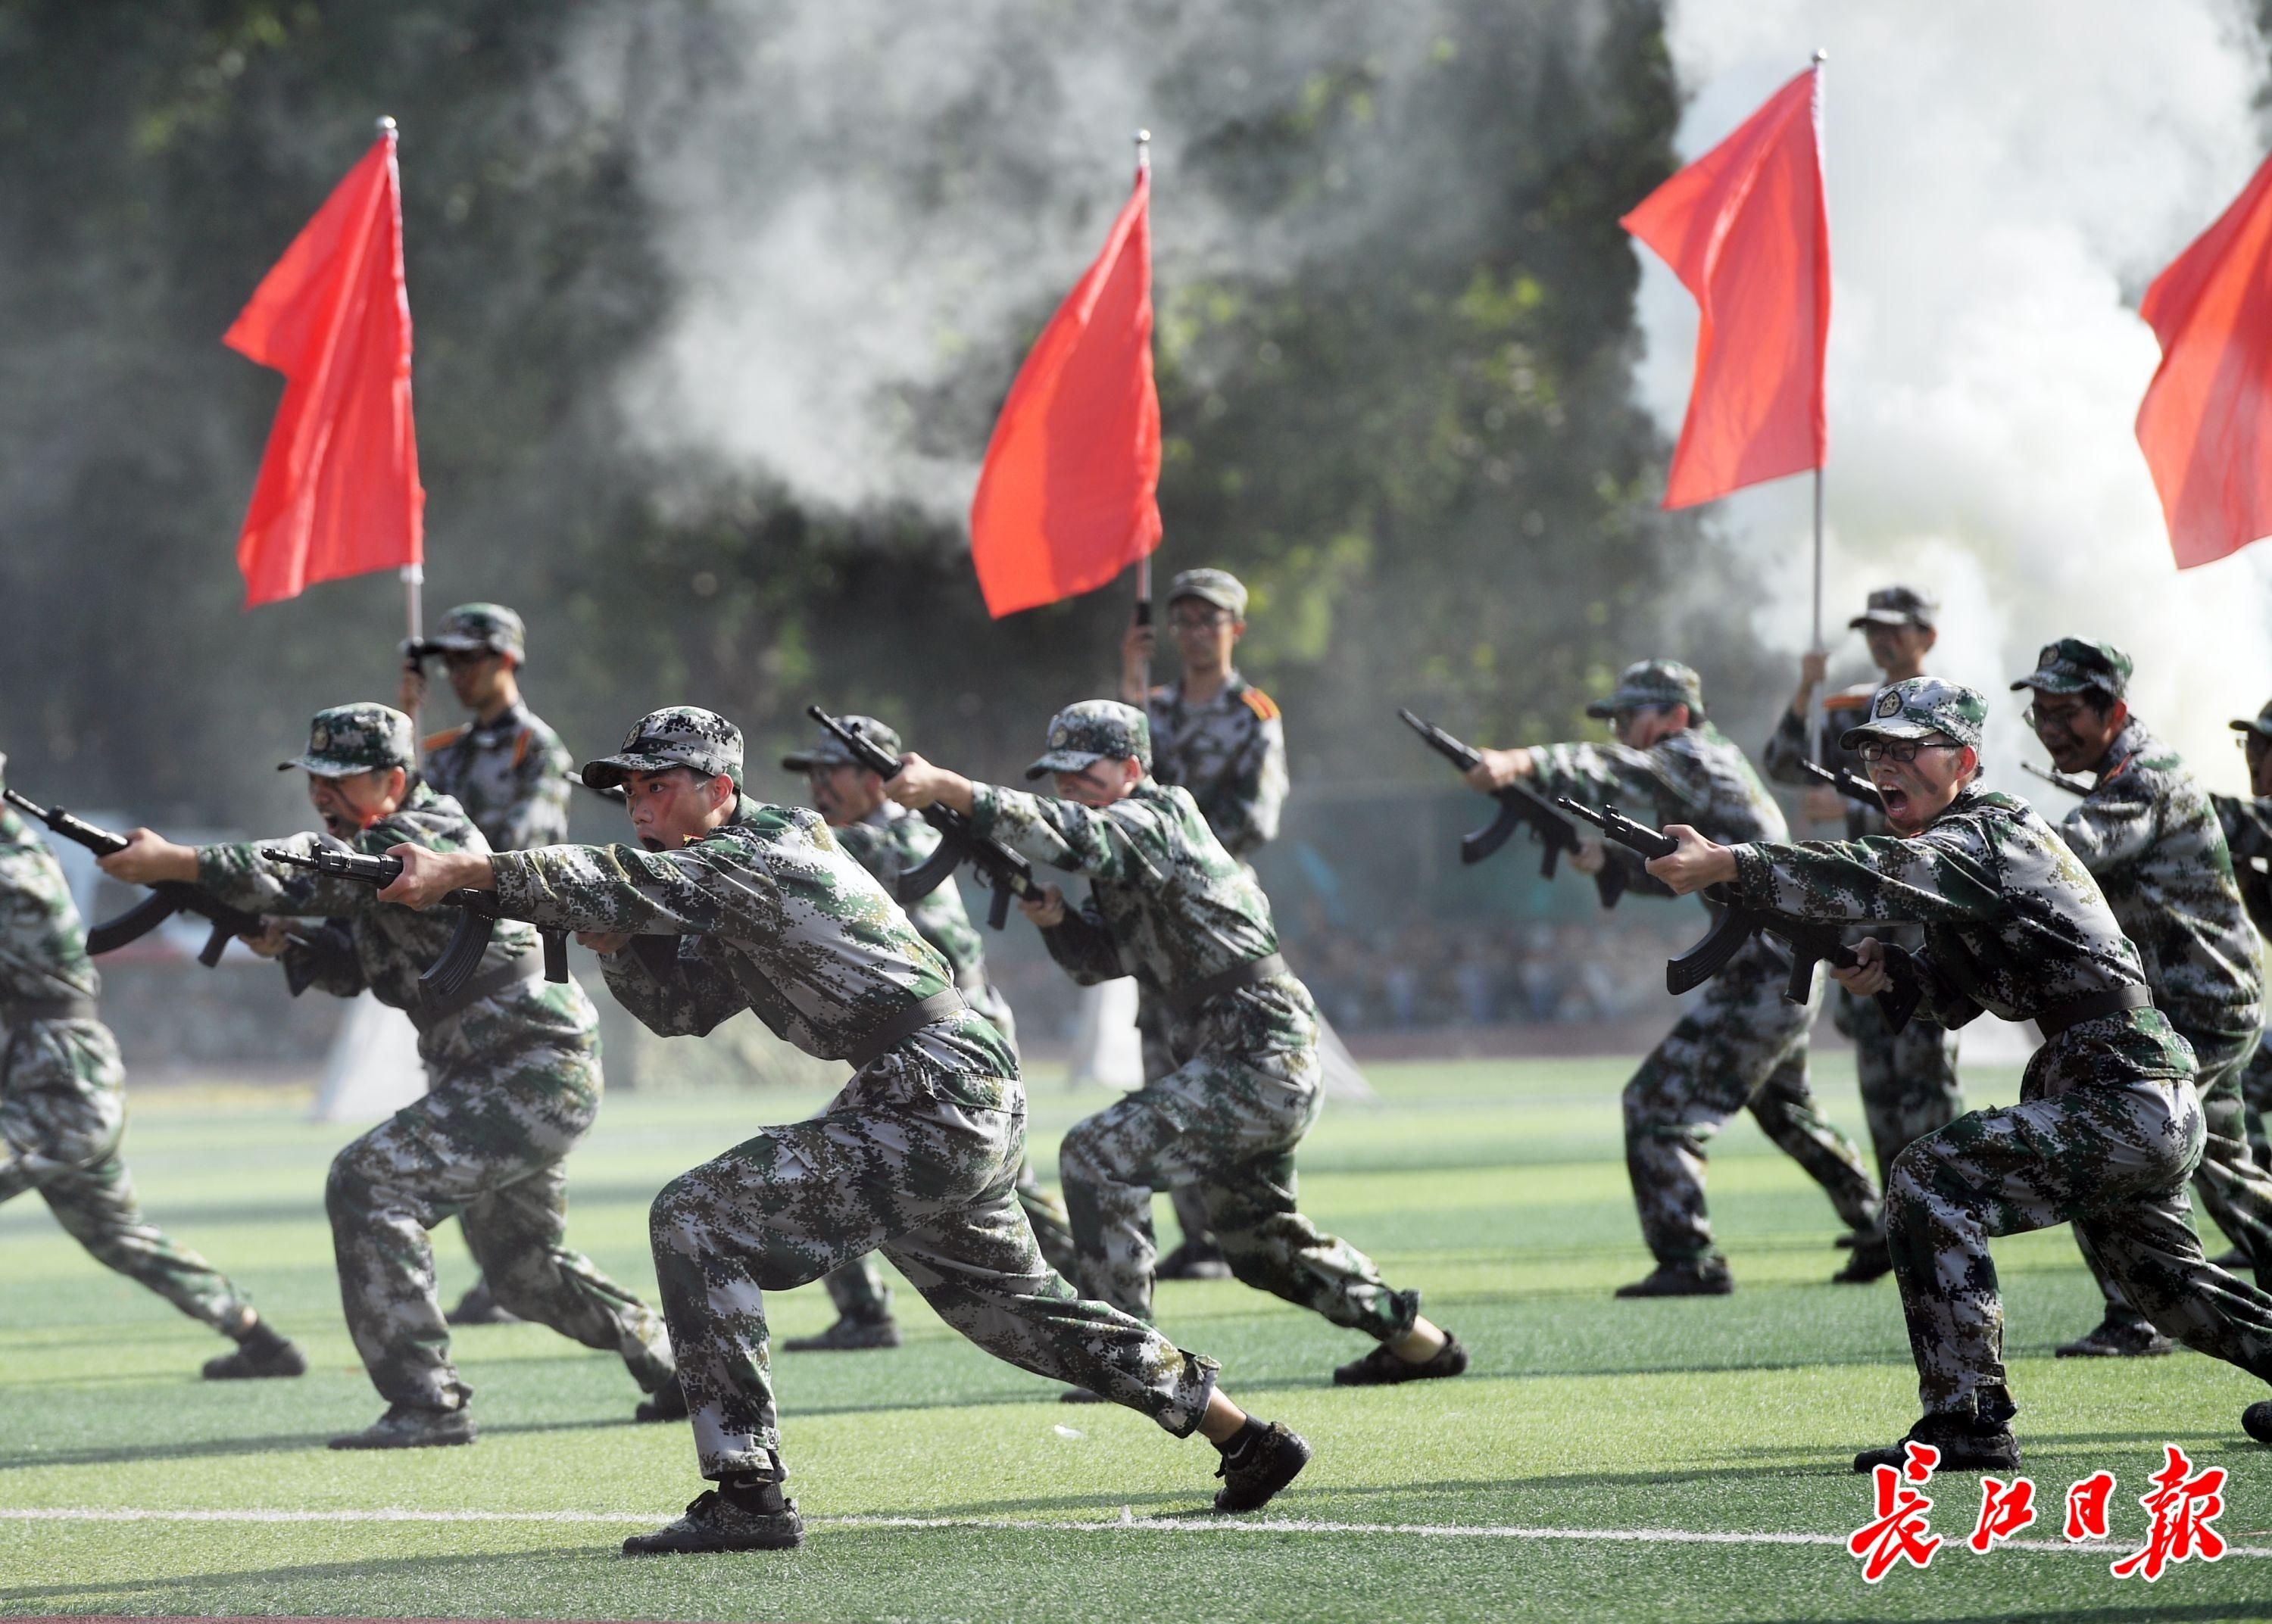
[890,700,1466,1393]
[1467,659,1883,1295]
[0,756,306,1379]
[2011,641,2272,1358]
[402,602,575,1326]
[1645,677,2272,1470]
[378,706,1315,1551]
[774,714,1077,1351]
[1119,568,1290,1280]
[100,705,675,1450]
[1762,587,1965,1283]
[2214,699,2272,1176]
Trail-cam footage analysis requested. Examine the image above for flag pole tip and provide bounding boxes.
[376,114,398,134]
[1812,48,1827,64]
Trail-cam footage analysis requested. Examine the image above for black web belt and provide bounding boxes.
[845,990,966,1071]
[2,994,98,1026]
[420,950,546,1024]
[2032,983,2152,1041]
[1165,952,1288,1018]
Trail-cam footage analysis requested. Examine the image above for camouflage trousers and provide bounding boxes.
[325,1044,674,1413]
[1624,941,1881,1264]
[821,1155,1079,1322]
[2080,1021,2272,1304]
[1837,985,1965,1189]
[648,1021,1218,1479]
[1137,983,1219,1252]
[1887,1008,2272,1421]
[1056,1033,1415,1339]
[0,1018,253,1336]
[2242,1032,2272,1167]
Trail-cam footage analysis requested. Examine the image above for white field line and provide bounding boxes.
[3,1507,2270,1557]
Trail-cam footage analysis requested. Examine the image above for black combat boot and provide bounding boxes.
[1157,1238,1233,1281]
[2242,1401,2272,1445]
[1615,1256,1733,1298]
[782,1315,900,1352]
[328,1404,478,1451]
[635,1372,689,1423]
[1831,1236,1895,1284]
[2056,1312,2175,1358]
[1853,1410,2020,1474]
[201,1319,307,1380]
[445,1278,521,1326]
[1212,1420,1312,1513]
[1334,1333,1469,1386]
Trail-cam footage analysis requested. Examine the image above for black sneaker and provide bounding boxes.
[1212,1422,1312,1513]
[329,1404,477,1451]
[635,1373,689,1423]
[1334,1333,1468,1386]
[1832,1237,1894,1285]
[1853,1412,2020,1474]
[2056,1316,2175,1358]
[623,1481,803,1555]
[1157,1239,1233,1281]
[445,1280,521,1326]
[2243,1401,2272,1445]
[1615,1258,1733,1298]
[202,1323,307,1380]
[782,1316,900,1352]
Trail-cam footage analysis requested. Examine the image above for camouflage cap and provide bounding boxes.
[1166,568,1248,619]
[1849,584,1940,631]
[581,706,744,790]
[781,714,901,771]
[2230,700,2272,740]
[1025,700,1153,780]
[1839,678,1987,751]
[278,703,417,778]
[420,603,527,663]
[1584,658,1706,719]
[2009,637,2132,700]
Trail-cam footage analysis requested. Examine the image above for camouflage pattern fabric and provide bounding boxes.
[0,800,256,1335]
[1764,694,1968,1187]
[423,700,574,854]
[197,780,670,1412]
[2052,723,2272,1296]
[2212,790,2272,1166]
[971,778,1415,1336]
[1722,789,2272,1419]
[1526,720,1882,1254]
[488,794,1222,1477]
[1144,671,1287,862]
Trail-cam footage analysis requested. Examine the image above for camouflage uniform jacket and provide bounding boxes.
[833,803,991,995]
[1764,684,1891,840]
[2054,722,2262,1039]
[1723,787,2153,1031]
[488,796,993,1077]
[0,803,99,1011]
[1528,720,1789,845]
[423,700,573,853]
[196,781,595,1070]
[2212,793,2272,941]
[1147,672,1287,860]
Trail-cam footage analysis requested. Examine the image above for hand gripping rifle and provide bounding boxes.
[1396,709,1628,908]
[1800,759,1887,814]
[1552,796,1922,1032]
[804,706,1043,930]
[2,787,264,965]
[257,846,568,999]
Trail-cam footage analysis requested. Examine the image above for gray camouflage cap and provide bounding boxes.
[581,706,744,790]
[2010,637,2132,700]
[1840,678,1987,751]
[1026,700,1153,779]
[1584,658,1706,719]
[279,703,417,778]
[416,602,527,663]
[2230,700,2272,740]
[1849,584,1939,631]
[1166,568,1247,619]
[781,715,901,771]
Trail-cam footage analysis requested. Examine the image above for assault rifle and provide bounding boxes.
[1396,709,1630,908]
[258,846,568,999]
[2024,762,2091,797]
[804,706,1043,930]
[1800,759,1887,814]
[2,787,264,966]
[1553,796,1922,1031]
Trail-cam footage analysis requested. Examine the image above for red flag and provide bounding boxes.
[1621,64,1828,508]
[2136,151,2272,569]
[969,169,1159,618]
[225,129,423,607]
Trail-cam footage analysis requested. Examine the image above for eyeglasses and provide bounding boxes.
[1855,739,1959,765]
[2021,703,2091,730]
[1167,611,1231,633]
[442,650,498,669]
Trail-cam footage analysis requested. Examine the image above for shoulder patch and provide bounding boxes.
[1241,688,1281,722]
[1822,692,1873,713]
[422,725,470,752]
[511,727,533,769]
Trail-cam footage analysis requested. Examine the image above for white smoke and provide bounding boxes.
[1640,0,2272,790]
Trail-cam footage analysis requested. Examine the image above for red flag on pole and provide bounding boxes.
[969,169,1160,618]
[1621,64,1829,509]
[225,126,424,607]
[2136,152,2272,570]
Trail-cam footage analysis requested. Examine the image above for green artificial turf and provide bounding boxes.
[6,1053,2272,1621]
